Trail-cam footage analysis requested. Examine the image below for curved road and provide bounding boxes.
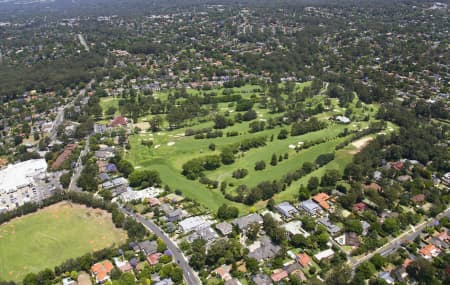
[120,208,201,285]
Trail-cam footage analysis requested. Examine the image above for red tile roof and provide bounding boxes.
[110,116,127,127]
[91,260,114,283]
[146,253,162,265]
[297,253,311,268]
[271,270,288,282]
[313,193,330,210]
[352,202,368,212]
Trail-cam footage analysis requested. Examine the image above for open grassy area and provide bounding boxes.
[118,83,388,213]
[0,202,127,282]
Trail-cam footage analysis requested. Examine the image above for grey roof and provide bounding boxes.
[98,173,110,182]
[275,202,298,217]
[154,279,173,285]
[248,236,281,261]
[187,227,218,243]
[233,213,263,231]
[300,199,322,214]
[318,217,341,235]
[252,274,272,285]
[216,221,233,235]
[138,240,158,255]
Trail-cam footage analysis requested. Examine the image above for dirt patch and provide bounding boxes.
[349,137,374,154]
[78,272,92,285]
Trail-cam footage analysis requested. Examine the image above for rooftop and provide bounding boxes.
[0,159,47,193]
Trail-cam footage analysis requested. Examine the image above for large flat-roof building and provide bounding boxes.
[0,159,52,212]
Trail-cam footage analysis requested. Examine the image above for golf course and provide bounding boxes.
[109,82,391,213]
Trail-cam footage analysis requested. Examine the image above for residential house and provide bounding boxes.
[318,217,341,236]
[252,274,272,285]
[248,236,281,261]
[147,253,162,265]
[313,193,331,211]
[411,194,425,204]
[137,240,158,256]
[393,266,408,282]
[314,249,335,261]
[282,220,310,238]
[164,193,184,203]
[216,221,233,236]
[154,279,173,285]
[179,216,210,233]
[271,269,288,283]
[148,197,161,207]
[225,279,242,285]
[361,221,371,236]
[362,182,382,192]
[335,232,360,247]
[379,272,395,284]
[233,213,263,232]
[98,173,110,182]
[94,124,108,134]
[187,227,218,243]
[91,260,114,284]
[419,244,441,259]
[160,203,181,222]
[299,199,323,216]
[214,265,232,281]
[113,257,133,273]
[275,202,298,218]
[296,253,311,268]
[352,202,368,212]
[110,116,128,128]
[62,277,77,285]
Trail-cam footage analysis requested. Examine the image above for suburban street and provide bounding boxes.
[350,206,450,270]
[68,136,90,192]
[120,208,201,285]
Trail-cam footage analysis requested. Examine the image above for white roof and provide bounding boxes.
[314,248,335,261]
[282,220,310,237]
[179,216,210,233]
[0,159,47,193]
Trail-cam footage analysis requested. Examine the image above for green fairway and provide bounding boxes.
[118,83,386,213]
[0,202,127,282]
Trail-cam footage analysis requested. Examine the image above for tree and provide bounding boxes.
[270,153,278,166]
[254,160,266,171]
[106,106,117,116]
[370,254,387,270]
[23,273,38,285]
[307,176,319,190]
[277,129,288,140]
[221,148,235,165]
[217,204,239,219]
[321,169,341,186]
[119,272,135,285]
[325,264,352,285]
[60,171,72,189]
[382,218,399,235]
[246,222,261,241]
[406,258,436,285]
[356,262,376,280]
[245,257,259,274]
[345,219,363,235]
[214,115,228,129]
[117,160,134,177]
[128,170,161,188]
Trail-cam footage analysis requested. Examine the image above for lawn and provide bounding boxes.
[119,83,385,213]
[0,202,127,282]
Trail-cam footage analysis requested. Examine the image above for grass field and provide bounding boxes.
[116,83,389,213]
[0,202,127,282]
